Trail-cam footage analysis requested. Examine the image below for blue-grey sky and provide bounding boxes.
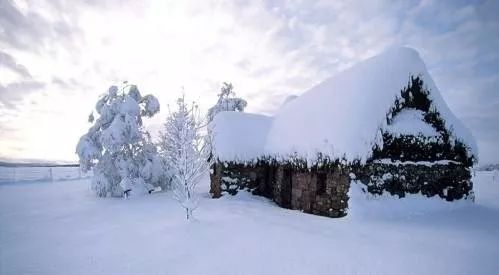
[0,0,498,164]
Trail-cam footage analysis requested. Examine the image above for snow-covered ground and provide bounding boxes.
[1,170,498,275]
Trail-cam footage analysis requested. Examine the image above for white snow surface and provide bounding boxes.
[384,108,439,137]
[262,47,477,163]
[211,111,272,162]
[1,170,498,275]
[372,159,460,166]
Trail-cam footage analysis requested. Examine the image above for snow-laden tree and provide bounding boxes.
[76,84,168,197]
[207,82,247,122]
[160,96,211,220]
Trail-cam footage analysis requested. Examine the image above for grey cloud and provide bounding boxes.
[0,1,85,110]
[0,50,32,78]
[50,76,93,94]
[0,0,82,53]
[0,80,46,109]
[235,59,252,71]
[51,77,80,89]
[0,0,51,50]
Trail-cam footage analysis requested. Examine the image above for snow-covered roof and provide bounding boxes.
[210,111,272,162]
[266,47,477,163]
[212,47,477,164]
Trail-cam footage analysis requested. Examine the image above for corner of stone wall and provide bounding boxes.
[209,163,222,198]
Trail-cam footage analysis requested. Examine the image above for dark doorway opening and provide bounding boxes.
[281,168,292,208]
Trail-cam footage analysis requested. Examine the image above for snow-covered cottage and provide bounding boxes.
[209,47,477,218]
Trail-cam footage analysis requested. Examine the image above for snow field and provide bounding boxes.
[0,171,498,275]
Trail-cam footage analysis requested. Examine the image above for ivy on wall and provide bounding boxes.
[373,76,474,166]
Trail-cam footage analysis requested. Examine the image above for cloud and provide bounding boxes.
[0,0,53,49]
[0,80,46,109]
[0,0,82,53]
[0,0,497,163]
[0,50,32,78]
[51,77,85,91]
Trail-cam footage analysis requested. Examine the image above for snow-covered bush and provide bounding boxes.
[76,84,167,197]
[160,96,211,220]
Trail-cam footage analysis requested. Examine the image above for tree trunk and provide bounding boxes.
[186,185,191,220]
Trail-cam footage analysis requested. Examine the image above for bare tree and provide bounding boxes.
[161,95,211,220]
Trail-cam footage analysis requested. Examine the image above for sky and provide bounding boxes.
[0,0,498,164]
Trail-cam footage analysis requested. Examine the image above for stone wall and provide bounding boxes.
[210,158,473,218]
[209,161,272,198]
[273,166,349,217]
[353,162,473,201]
[210,161,350,218]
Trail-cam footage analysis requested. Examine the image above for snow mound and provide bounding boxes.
[347,181,472,219]
[383,108,439,137]
[211,111,273,162]
[265,47,477,163]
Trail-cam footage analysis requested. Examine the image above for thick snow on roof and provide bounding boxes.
[265,47,477,163]
[211,111,272,162]
[383,109,439,137]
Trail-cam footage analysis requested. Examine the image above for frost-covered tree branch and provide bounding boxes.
[161,95,211,220]
[207,82,247,123]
